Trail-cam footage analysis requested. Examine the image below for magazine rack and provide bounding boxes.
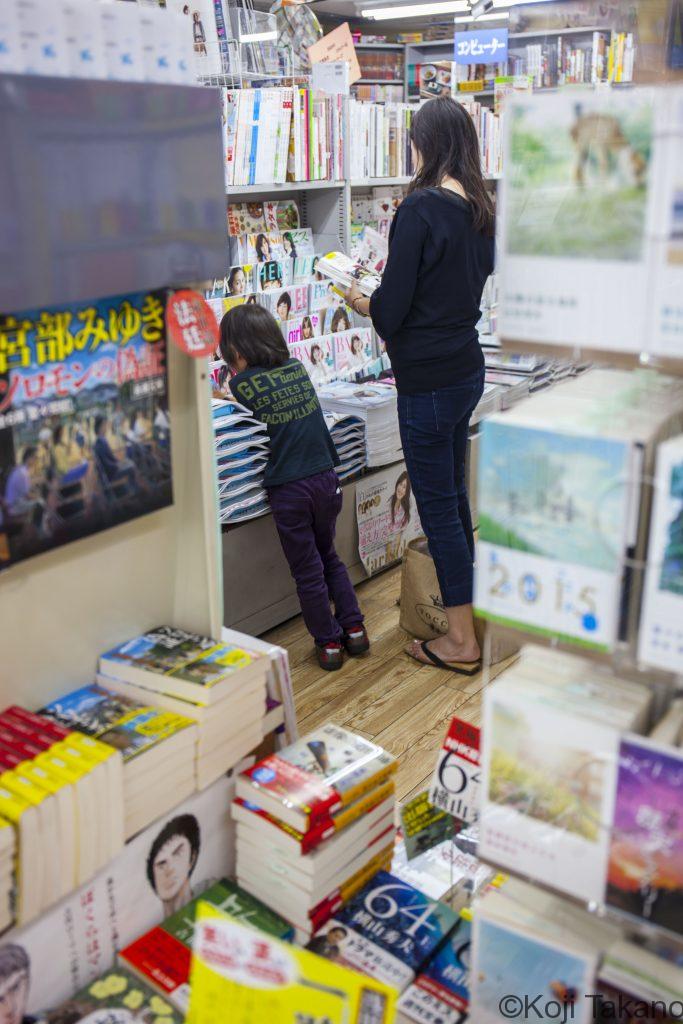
[0,344,222,711]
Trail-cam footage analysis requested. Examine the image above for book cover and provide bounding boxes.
[606,736,683,937]
[334,329,374,379]
[638,436,683,673]
[480,687,620,904]
[398,917,471,1024]
[238,723,396,829]
[307,871,458,993]
[392,835,492,903]
[470,915,597,1024]
[288,336,335,388]
[245,232,285,264]
[42,684,193,763]
[42,965,182,1024]
[429,716,481,824]
[0,290,172,572]
[101,626,258,689]
[285,313,323,345]
[476,418,632,649]
[400,791,454,860]
[120,880,293,1010]
[189,903,397,1024]
[257,260,285,292]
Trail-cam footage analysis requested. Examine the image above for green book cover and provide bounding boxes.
[163,879,294,945]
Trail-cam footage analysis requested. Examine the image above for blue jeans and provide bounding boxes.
[397,369,485,608]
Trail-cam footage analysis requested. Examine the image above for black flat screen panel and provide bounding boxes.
[0,74,227,311]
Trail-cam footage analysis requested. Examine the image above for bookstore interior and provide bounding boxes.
[1,0,683,1020]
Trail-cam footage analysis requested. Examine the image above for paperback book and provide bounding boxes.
[307,869,459,992]
[428,716,481,824]
[638,435,683,674]
[398,916,471,1024]
[119,880,293,1011]
[236,723,397,832]
[188,902,397,1024]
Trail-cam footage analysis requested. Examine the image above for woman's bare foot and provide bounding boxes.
[405,636,480,665]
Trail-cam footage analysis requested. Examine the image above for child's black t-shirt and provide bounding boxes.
[230,358,340,488]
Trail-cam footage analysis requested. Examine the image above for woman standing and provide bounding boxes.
[346,97,494,674]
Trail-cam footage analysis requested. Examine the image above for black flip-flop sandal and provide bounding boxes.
[408,641,482,676]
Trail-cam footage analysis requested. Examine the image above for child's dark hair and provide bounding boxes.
[220,304,289,371]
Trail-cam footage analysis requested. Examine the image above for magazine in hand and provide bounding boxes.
[317,251,381,298]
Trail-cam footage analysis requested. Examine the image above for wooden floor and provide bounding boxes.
[264,566,510,804]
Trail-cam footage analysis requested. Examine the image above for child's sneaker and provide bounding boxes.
[343,626,370,656]
[315,641,344,671]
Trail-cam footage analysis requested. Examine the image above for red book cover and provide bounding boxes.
[120,928,190,1000]
[0,727,44,760]
[0,714,58,751]
[242,756,341,826]
[0,744,24,770]
[4,706,71,741]
[234,798,336,854]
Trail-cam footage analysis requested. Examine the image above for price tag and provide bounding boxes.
[475,541,619,650]
[458,80,485,92]
[166,290,219,359]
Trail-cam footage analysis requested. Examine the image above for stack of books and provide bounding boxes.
[0,705,123,924]
[96,626,270,792]
[232,723,397,942]
[119,879,294,1013]
[308,868,459,993]
[324,412,367,481]
[319,381,402,467]
[211,397,270,524]
[42,682,197,841]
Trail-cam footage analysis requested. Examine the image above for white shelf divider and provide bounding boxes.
[228,179,345,196]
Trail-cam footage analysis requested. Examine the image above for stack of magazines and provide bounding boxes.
[232,723,397,943]
[212,398,270,524]
[324,412,367,481]
[318,382,402,467]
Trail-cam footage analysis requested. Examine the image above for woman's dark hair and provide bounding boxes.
[220,304,289,371]
[283,231,297,258]
[146,814,200,890]
[409,97,495,237]
[276,291,292,316]
[390,470,411,526]
[310,342,323,364]
[227,266,246,293]
[331,307,350,332]
[255,233,269,260]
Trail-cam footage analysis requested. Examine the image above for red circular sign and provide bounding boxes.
[166,290,219,359]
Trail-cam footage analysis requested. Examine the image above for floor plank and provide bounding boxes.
[263,566,495,807]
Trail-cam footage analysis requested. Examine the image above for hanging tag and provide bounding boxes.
[167,290,219,359]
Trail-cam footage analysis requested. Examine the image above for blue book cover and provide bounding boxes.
[399,918,471,1023]
[307,870,459,993]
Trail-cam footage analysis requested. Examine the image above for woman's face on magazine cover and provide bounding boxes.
[396,477,408,500]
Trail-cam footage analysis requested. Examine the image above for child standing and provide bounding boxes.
[220,304,370,671]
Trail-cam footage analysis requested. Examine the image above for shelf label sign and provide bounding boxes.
[454,28,508,65]
[167,291,219,359]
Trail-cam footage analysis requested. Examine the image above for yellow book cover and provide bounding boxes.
[188,903,397,1024]
[15,762,67,796]
[68,733,119,764]
[0,784,32,822]
[35,749,87,785]
[0,770,48,808]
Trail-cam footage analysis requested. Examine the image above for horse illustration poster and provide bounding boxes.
[496,87,679,355]
[0,290,173,570]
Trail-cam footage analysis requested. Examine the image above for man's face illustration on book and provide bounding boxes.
[152,834,194,902]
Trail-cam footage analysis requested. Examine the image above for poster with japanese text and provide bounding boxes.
[0,290,172,569]
[0,776,236,1019]
[356,464,421,575]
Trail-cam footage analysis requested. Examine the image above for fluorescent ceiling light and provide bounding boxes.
[239,30,277,42]
[362,0,468,19]
[454,10,509,20]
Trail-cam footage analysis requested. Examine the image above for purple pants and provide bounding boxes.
[267,469,364,645]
